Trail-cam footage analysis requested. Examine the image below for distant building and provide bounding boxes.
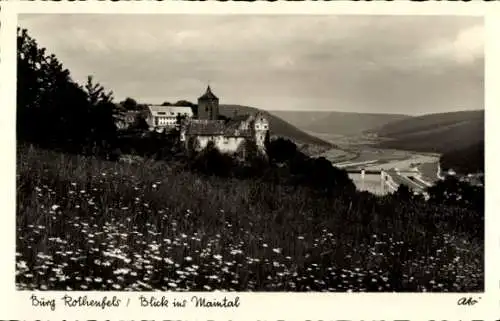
[146,105,194,132]
[180,86,270,157]
[461,173,484,187]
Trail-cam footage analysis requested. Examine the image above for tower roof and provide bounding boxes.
[198,85,219,100]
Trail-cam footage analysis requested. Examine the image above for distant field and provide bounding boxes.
[364,154,439,171]
[318,148,357,163]
[350,148,410,162]
[306,132,381,148]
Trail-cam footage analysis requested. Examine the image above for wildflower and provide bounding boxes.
[272,248,282,254]
[16,260,28,270]
[113,268,131,275]
[51,205,60,211]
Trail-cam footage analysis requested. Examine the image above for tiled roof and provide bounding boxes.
[185,119,252,137]
[148,105,194,118]
[224,122,252,137]
[185,120,226,136]
[198,86,219,101]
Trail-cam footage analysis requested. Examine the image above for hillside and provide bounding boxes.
[220,104,333,148]
[440,141,484,174]
[367,110,484,153]
[269,110,411,136]
[16,145,484,291]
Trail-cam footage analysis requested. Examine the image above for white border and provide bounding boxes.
[1,1,498,320]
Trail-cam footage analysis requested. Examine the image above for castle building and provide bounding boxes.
[197,86,219,120]
[146,105,194,132]
[180,86,270,157]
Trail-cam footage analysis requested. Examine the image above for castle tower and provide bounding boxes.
[253,113,270,154]
[197,85,219,120]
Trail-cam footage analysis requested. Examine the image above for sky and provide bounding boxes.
[18,14,484,115]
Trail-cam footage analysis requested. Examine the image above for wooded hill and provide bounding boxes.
[367,110,484,154]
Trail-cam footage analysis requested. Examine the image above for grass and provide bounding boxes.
[16,145,483,292]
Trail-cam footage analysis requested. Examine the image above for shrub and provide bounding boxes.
[191,141,236,177]
[266,137,298,164]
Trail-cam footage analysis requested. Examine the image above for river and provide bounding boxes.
[308,132,441,194]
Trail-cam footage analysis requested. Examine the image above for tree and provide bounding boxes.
[121,97,138,111]
[394,184,413,201]
[174,100,195,107]
[304,157,355,194]
[191,141,235,177]
[134,114,150,131]
[264,131,271,151]
[17,27,118,154]
[266,138,298,164]
[427,176,484,212]
[175,114,187,128]
[83,76,118,149]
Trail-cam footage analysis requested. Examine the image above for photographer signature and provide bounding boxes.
[457,297,481,306]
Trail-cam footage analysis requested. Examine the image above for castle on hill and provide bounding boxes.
[147,86,270,157]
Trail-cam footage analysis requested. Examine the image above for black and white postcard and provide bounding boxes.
[0,1,497,320]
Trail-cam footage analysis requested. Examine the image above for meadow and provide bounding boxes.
[16,145,483,292]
